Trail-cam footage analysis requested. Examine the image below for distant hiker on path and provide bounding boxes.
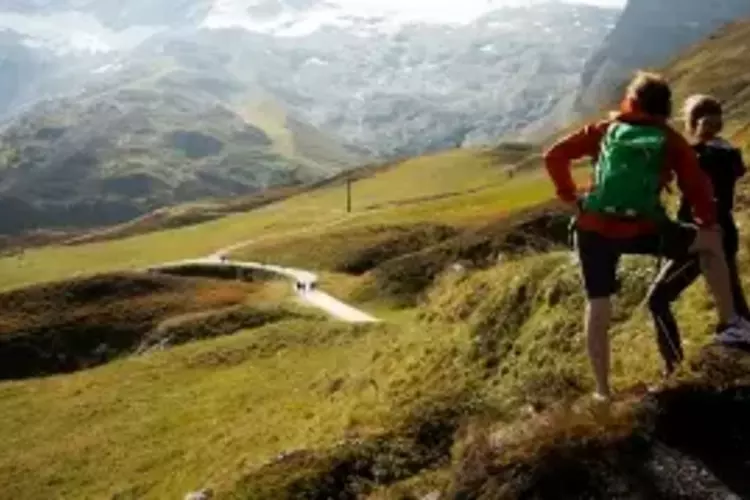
[648,94,750,376]
[544,72,750,401]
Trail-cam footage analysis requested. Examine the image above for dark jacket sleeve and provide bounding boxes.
[666,129,717,227]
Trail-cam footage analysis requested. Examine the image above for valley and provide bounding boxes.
[2,1,750,499]
[0,1,619,236]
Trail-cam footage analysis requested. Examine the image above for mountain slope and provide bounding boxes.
[0,2,618,158]
[2,15,750,500]
[0,1,619,235]
[230,3,619,156]
[239,17,750,498]
[662,20,750,149]
[573,0,750,117]
[0,41,363,235]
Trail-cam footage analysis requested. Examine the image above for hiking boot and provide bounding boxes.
[647,377,668,395]
[591,391,612,404]
[716,316,750,346]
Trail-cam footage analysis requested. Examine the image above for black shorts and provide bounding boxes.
[575,220,697,299]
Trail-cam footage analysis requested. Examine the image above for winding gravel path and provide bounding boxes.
[147,255,379,324]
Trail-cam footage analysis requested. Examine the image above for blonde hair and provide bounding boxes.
[683,94,723,137]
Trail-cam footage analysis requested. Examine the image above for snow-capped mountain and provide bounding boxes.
[0,0,622,234]
[202,0,566,37]
[0,0,619,155]
[258,3,618,154]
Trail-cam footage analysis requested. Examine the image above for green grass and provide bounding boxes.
[0,317,474,499]
[7,21,750,497]
[0,159,745,497]
[230,164,584,269]
[233,223,458,273]
[0,145,19,170]
[0,147,583,293]
[238,98,360,173]
[238,99,298,159]
[663,19,750,135]
[1,240,739,498]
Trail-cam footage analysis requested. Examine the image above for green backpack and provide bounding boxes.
[582,121,668,220]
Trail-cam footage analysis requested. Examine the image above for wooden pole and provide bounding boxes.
[346,175,352,213]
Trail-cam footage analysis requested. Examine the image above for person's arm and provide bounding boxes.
[543,122,607,204]
[668,131,717,227]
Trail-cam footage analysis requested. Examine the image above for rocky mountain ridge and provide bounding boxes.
[574,0,750,116]
[0,2,619,156]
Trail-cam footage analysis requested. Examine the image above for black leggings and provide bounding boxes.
[648,247,750,372]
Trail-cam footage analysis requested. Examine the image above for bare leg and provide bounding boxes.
[586,297,613,398]
[691,228,735,323]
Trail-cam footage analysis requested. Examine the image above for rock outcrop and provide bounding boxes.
[574,0,750,115]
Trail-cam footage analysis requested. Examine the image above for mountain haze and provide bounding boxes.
[0,2,619,155]
[0,37,363,234]
[0,0,620,235]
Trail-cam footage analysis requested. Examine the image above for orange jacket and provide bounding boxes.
[544,111,716,238]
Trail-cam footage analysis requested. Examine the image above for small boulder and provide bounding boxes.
[450,263,466,274]
[184,488,213,500]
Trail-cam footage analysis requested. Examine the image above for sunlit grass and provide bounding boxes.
[0,148,585,293]
[0,317,471,499]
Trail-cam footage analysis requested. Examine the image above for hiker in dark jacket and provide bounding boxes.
[544,72,750,401]
[648,94,750,375]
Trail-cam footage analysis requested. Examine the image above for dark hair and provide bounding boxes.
[625,72,673,118]
[683,94,724,136]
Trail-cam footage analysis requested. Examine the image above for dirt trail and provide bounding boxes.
[148,256,379,323]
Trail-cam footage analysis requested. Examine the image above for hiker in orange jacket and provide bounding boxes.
[544,72,750,400]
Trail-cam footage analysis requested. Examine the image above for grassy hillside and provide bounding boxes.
[662,19,750,152]
[0,138,578,497]
[0,272,300,380]
[2,226,748,498]
[0,145,589,294]
[0,57,363,236]
[61,185,308,247]
[2,18,750,500]
[539,19,750,152]
[0,312,469,499]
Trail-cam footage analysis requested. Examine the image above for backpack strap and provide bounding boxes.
[600,121,621,152]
